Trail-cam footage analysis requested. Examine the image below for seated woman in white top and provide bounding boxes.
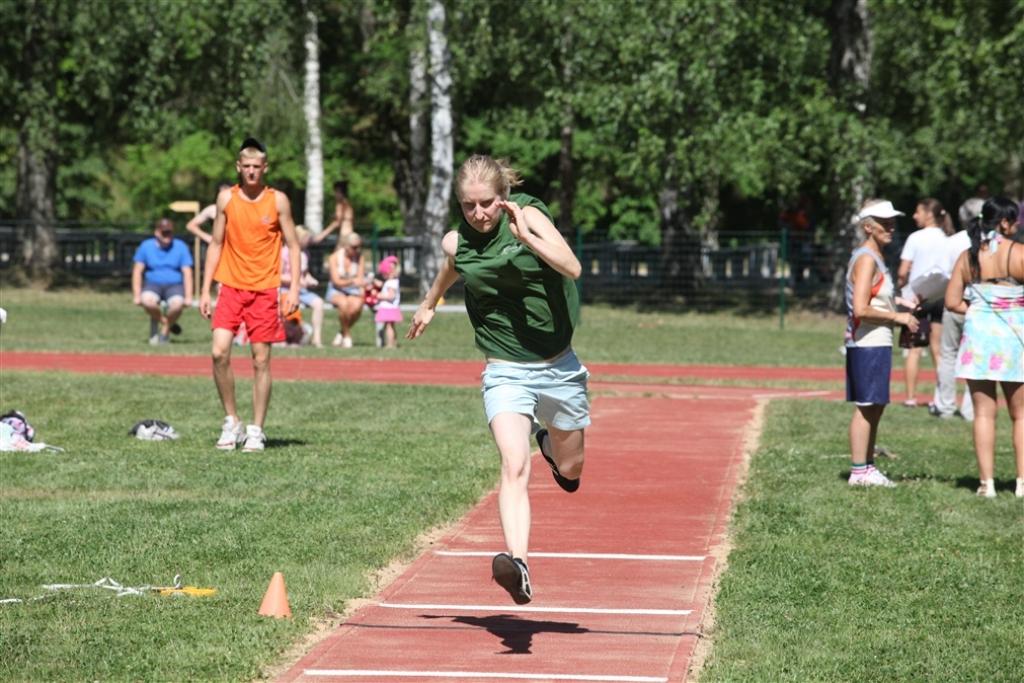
[326,232,368,348]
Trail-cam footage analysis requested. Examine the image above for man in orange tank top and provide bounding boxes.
[199,137,301,452]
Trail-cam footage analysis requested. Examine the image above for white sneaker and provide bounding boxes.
[849,467,896,488]
[241,425,265,452]
[976,480,996,499]
[1015,478,1023,499]
[342,336,353,348]
[216,417,244,450]
[332,332,343,347]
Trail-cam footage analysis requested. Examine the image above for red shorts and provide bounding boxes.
[212,285,285,343]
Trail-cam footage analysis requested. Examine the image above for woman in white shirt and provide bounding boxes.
[898,198,954,406]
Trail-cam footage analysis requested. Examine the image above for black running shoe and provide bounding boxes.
[170,323,183,335]
[536,429,580,493]
[491,552,532,604]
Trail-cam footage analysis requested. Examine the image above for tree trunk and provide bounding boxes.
[16,128,58,283]
[396,9,428,237]
[556,22,575,238]
[558,117,574,238]
[420,0,453,297]
[657,171,703,303]
[303,8,324,233]
[826,0,873,310]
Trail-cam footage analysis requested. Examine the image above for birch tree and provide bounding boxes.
[303,6,324,233]
[420,0,453,296]
[826,0,874,309]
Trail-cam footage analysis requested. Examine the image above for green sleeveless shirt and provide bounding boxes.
[455,193,580,361]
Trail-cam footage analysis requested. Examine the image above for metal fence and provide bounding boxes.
[0,223,860,308]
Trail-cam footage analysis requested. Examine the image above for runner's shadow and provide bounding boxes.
[427,614,586,654]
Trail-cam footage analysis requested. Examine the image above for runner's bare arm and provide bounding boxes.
[407,231,460,340]
[500,201,581,280]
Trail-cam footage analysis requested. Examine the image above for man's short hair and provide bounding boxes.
[238,137,267,160]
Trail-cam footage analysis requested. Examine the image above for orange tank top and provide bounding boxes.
[215,185,282,290]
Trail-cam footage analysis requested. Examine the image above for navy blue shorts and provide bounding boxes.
[845,346,892,405]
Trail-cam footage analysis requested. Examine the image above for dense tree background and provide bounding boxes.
[2,0,1022,278]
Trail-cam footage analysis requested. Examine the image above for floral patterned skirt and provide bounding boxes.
[955,284,1024,382]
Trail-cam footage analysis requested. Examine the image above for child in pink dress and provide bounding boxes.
[373,256,402,348]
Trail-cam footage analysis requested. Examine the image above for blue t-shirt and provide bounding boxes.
[133,238,194,285]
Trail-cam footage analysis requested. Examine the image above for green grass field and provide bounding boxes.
[0,288,846,366]
[701,399,1022,682]
[1,288,1019,681]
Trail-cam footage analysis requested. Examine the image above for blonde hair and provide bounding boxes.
[334,230,362,252]
[455,155,522,200]
[238,147,267,162]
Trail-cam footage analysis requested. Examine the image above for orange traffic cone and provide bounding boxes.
[258,572,292,618]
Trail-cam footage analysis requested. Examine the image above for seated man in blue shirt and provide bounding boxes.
[132,218,194,345]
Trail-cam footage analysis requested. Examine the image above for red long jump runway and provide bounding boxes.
[277,394,757,683]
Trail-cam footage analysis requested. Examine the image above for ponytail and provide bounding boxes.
[918,198,954,236]
[966,215,984,282]
[966,196,1020,282]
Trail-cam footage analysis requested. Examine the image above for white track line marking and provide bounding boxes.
[435,551,705,561]
[304,670,667,681]
[378,602,691,616]
[753,390,832,399]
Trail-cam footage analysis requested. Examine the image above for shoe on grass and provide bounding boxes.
[241,425,266,452]
[216,417,245,450]
[491,552,532,605]
[170,323,182,335]
[849,467,896,488]
[976,480,996,499]
[536,429,579,493]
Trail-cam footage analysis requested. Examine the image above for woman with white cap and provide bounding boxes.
[844,199,920,487]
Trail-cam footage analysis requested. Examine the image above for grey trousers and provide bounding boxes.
[935,308,974,419]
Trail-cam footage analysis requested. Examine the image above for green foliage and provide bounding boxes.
[3,0,1022,241]
[111,132,228,223]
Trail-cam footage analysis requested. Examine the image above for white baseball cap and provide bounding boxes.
[855,200,904,221]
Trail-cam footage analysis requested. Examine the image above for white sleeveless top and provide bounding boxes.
[845,247,895,348]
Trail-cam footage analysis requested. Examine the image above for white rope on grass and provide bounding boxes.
[2,575,183,605]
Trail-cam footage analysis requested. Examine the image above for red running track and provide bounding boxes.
[0,349,935,387]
